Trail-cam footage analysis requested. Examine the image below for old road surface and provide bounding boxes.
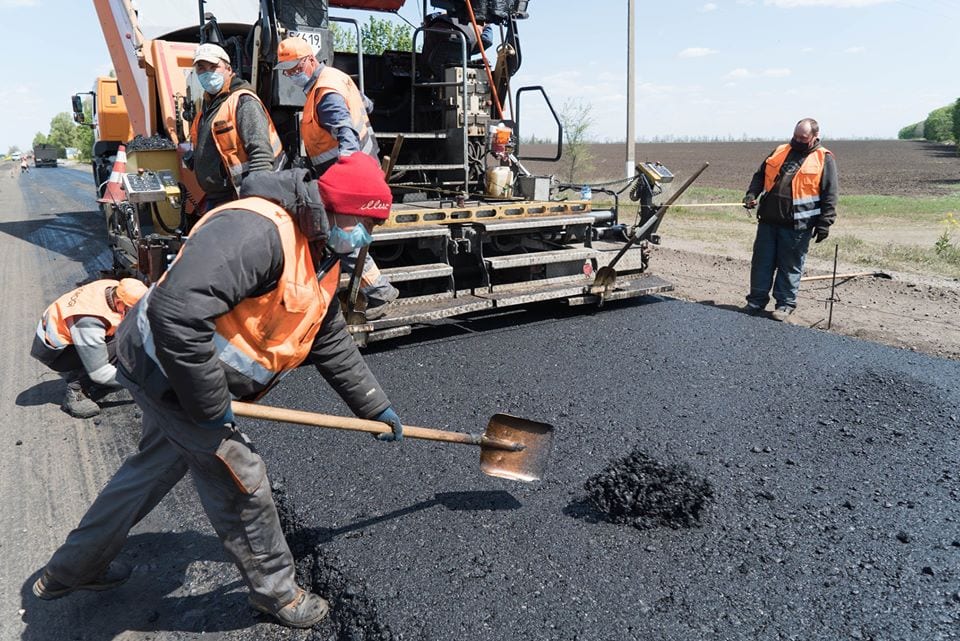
[3,161,959,641]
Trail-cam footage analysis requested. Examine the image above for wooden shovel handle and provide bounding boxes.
[232,401,482,446]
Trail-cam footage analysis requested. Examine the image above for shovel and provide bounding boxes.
[341,245,369,325]
[232,401,555,482]
[593,161,711,289]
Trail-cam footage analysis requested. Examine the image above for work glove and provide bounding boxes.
[742,194,757,210]
[374,406,403,442]
[813,227,829,243]
[197,403,235,430]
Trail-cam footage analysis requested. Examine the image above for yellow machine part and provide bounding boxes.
[95,77,134,144]
[126,149,182,230]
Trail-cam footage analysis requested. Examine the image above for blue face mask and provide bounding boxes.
[288,71,311,88]
[198,71,225,94]
[328,224,373,255]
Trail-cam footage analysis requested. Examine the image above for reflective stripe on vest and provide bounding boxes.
[138,199,340,390]
[39,279,122,349]
[190,89,284,189]
[302,66,378,168]
[763,144,831,222]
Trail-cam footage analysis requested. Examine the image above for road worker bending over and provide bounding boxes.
[31,167,403,629]
[31,278,147,418]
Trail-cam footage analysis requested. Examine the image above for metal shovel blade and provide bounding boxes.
[480,414,554,482]
[592,265,617,289]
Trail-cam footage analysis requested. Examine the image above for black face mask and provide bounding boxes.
[790,137,813,153]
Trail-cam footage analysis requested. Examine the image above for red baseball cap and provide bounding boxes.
[317,154,392,220]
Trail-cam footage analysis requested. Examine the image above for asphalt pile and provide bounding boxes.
[584,450,713,529]
[125,134,176,152]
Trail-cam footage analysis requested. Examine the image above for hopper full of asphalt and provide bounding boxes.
[233,298,960,641]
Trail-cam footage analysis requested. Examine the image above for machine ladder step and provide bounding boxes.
[485,247,598,271]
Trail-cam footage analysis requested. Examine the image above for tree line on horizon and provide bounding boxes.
[898,100,960,150]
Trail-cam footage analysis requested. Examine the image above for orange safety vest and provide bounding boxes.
[302,66,378,169]
[147,198,340,389]
[39,280,122,349]
[190,88,284,192]
[763,144,831,222]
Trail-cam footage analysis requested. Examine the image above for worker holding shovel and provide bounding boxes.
[31,167,401,629]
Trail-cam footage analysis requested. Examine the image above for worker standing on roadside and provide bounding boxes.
[190,43,284,211]
[742,118,838,321]
[274,37,398,320]
[31,278,147,418]
[31,168,403,629]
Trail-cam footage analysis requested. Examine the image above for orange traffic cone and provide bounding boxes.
[98,145,127,204]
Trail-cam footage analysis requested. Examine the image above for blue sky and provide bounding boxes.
[2,0,959,151]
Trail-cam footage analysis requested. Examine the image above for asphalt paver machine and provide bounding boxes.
[76,0,681,344]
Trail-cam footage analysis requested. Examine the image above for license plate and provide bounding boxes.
[288,30,324,56]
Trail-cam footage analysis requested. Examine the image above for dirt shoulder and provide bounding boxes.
[650,233,960,361]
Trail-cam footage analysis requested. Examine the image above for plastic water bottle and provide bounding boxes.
[580,185,592,200]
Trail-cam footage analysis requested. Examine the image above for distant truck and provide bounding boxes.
[33,144,58,168]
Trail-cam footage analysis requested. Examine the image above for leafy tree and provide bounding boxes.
[898,122,923,140]
[32,132,48,147]
[953,97,960,153]
[7,145,20,156]
[922,104,955,143]
[331,16,412,55]
[46,112,78,158]
[74,99,95,161]
[558,98,594,183]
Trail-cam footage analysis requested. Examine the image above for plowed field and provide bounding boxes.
[522,139,959,196]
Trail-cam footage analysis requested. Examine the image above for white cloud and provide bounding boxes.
[701,3,718,11]
[725,68,752,79]
[724,67,792,80]
[764,0,893,7]
[678,47,718,59]
[844,46,866,54]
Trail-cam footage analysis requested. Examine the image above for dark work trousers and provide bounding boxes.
[42,371,300,611]
[30,334,116,388]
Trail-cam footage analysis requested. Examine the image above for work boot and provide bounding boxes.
[771,306,793,322]
[250,588,330,629]
[364,284,400,321]
[61,382,100,418]
[741,303,764,317]
[33,562,132,600]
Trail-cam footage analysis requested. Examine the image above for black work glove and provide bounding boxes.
[742,194,757,210]
[374,406,403,442]
[813,227,829,243]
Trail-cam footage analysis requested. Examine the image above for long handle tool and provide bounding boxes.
[593,162,710,289]
[233,401,554,482]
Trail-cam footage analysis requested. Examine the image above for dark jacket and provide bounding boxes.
[747,140,838,231]
[192,77,277,204]
[115,208,390,426]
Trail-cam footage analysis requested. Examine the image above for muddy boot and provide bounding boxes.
[250,588,329,629]
[33,561,132,600]
[61,382,100,419]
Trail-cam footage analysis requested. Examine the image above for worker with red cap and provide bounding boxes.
[274,36,398,319]
[31,168,402,630]
[31,278,148,418]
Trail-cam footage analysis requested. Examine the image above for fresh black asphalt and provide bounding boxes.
[245,299,960,641]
